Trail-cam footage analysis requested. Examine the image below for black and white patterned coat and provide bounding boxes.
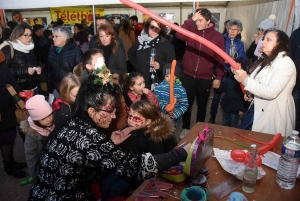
[28,117,158,201]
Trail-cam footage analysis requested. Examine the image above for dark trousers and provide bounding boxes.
[222,111,239,128]
[181,74,212,129]
[293,88,300,132]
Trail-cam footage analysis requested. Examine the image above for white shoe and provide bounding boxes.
[179,129,190,139]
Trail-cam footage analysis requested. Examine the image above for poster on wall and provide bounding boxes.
[103,14,129,26]
[28,18,47,26]
[142,14,150,23]
[50,7,105,25]
[188,13,220,31]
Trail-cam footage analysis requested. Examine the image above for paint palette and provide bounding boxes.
[160,164,187,185]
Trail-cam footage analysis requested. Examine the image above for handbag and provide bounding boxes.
[239,101,254,130]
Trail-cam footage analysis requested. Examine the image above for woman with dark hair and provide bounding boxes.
[119,19,135,72]
[128,18,175,90]
[96,24,126,79]
[233,29,296,136]
[28,73,190,200]
[2,22,41,94]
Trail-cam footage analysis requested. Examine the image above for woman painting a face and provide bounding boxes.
[28,69,190,200]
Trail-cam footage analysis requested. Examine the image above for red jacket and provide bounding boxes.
[176,18,225,80]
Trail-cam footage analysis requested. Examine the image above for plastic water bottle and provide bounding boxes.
[242,144,258,193]
[149,48,156,64]
[276,130,300,189]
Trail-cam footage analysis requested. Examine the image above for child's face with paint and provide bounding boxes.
[127,109,151,130]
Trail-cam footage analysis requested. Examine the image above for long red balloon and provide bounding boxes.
[119,0,240,71]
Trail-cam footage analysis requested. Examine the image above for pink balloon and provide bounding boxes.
[120,0,240,71]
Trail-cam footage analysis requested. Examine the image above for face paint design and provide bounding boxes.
[127,109,148,130]
[94,57,105,69]
[91,102,116,128]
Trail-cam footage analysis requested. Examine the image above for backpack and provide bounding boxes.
[0,41,14,59]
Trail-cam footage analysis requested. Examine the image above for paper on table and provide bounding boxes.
[213,148,266,181]
[261,151,300,178]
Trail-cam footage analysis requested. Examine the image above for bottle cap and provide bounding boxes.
[251,144,256,148]
[292,130,299,135]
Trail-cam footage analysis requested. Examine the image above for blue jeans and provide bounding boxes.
[175,60,182,77]
[222,111,239,128]
[293,88,300,132]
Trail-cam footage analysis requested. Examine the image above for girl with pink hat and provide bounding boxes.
[19,95,55,184]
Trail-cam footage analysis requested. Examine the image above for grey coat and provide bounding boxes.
[20,120,46,177]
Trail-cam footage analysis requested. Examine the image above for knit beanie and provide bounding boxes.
[163,63,177,77]
[257,14,276,30]
[26,95,53,121]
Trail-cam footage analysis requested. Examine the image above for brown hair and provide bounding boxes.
[143,18,167,37]
[9,22,32,42]
[59,73,81,105]
[123,72,143,92]
[73,62,84,77]
[96,24,118,54]
[130,100,172,136]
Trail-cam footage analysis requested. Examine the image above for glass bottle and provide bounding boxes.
[242,144,258,193]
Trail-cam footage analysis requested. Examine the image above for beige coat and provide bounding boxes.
[244,52,296,137]
[119,30,135,60]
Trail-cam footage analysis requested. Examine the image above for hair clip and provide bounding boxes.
[93,65,113,86]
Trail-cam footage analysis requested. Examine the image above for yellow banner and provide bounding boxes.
[50,7,105,25]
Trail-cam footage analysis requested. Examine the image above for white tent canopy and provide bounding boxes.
[0,0,247,9]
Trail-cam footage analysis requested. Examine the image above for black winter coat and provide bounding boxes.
[0,61,21,131]
[128,38,175,89]
[47,39,83,93]
[2,45,40,90]
[120,129,176,155]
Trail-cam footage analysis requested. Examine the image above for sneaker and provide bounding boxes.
[179,129,190,139]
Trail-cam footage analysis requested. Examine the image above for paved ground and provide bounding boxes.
[0,89,224,200]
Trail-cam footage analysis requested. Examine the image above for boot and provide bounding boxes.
[3,161,27,178]
[208,115,216,124]
[12,158,27,169]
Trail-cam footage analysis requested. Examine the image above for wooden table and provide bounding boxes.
[127,122,300,201]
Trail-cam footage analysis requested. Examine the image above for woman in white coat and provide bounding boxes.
[233,29,296,137]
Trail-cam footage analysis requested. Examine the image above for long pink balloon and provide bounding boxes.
[119,0,240,71]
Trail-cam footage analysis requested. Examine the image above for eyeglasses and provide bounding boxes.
[257,28,265,32]
[97,107,116,114]
[53,35,62,39]
[229,28,239,32]
[149,25,161,33]
[23,34,32,39]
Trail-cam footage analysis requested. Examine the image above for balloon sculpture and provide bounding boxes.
[120,0,245,108]
[231,133,282,166]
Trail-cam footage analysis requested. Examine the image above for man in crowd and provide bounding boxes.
[176,8,225,139]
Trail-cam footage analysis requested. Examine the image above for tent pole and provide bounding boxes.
[180,2,182,25]
[192,2,195,13]
[92,5,96,35]
[2,9,7,25]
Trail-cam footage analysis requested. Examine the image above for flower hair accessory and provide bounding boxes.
[93,65,113,86]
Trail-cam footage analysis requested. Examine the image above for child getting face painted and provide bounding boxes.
[100,99,177,200]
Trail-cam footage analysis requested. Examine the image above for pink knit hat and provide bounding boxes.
[25,95,53,121]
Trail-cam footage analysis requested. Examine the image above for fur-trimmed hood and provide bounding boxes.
[20,120,39,136]
[149,113,175,143]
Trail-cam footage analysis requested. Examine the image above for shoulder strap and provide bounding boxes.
[0,41,14,59]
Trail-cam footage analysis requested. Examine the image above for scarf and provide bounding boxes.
[98,43,113,66]
[10,40,34,53]
[28,116,55,137]
[229,39,238,59]
[138,30,162,50]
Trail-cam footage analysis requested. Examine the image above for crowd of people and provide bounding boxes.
[0,8,299,201]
